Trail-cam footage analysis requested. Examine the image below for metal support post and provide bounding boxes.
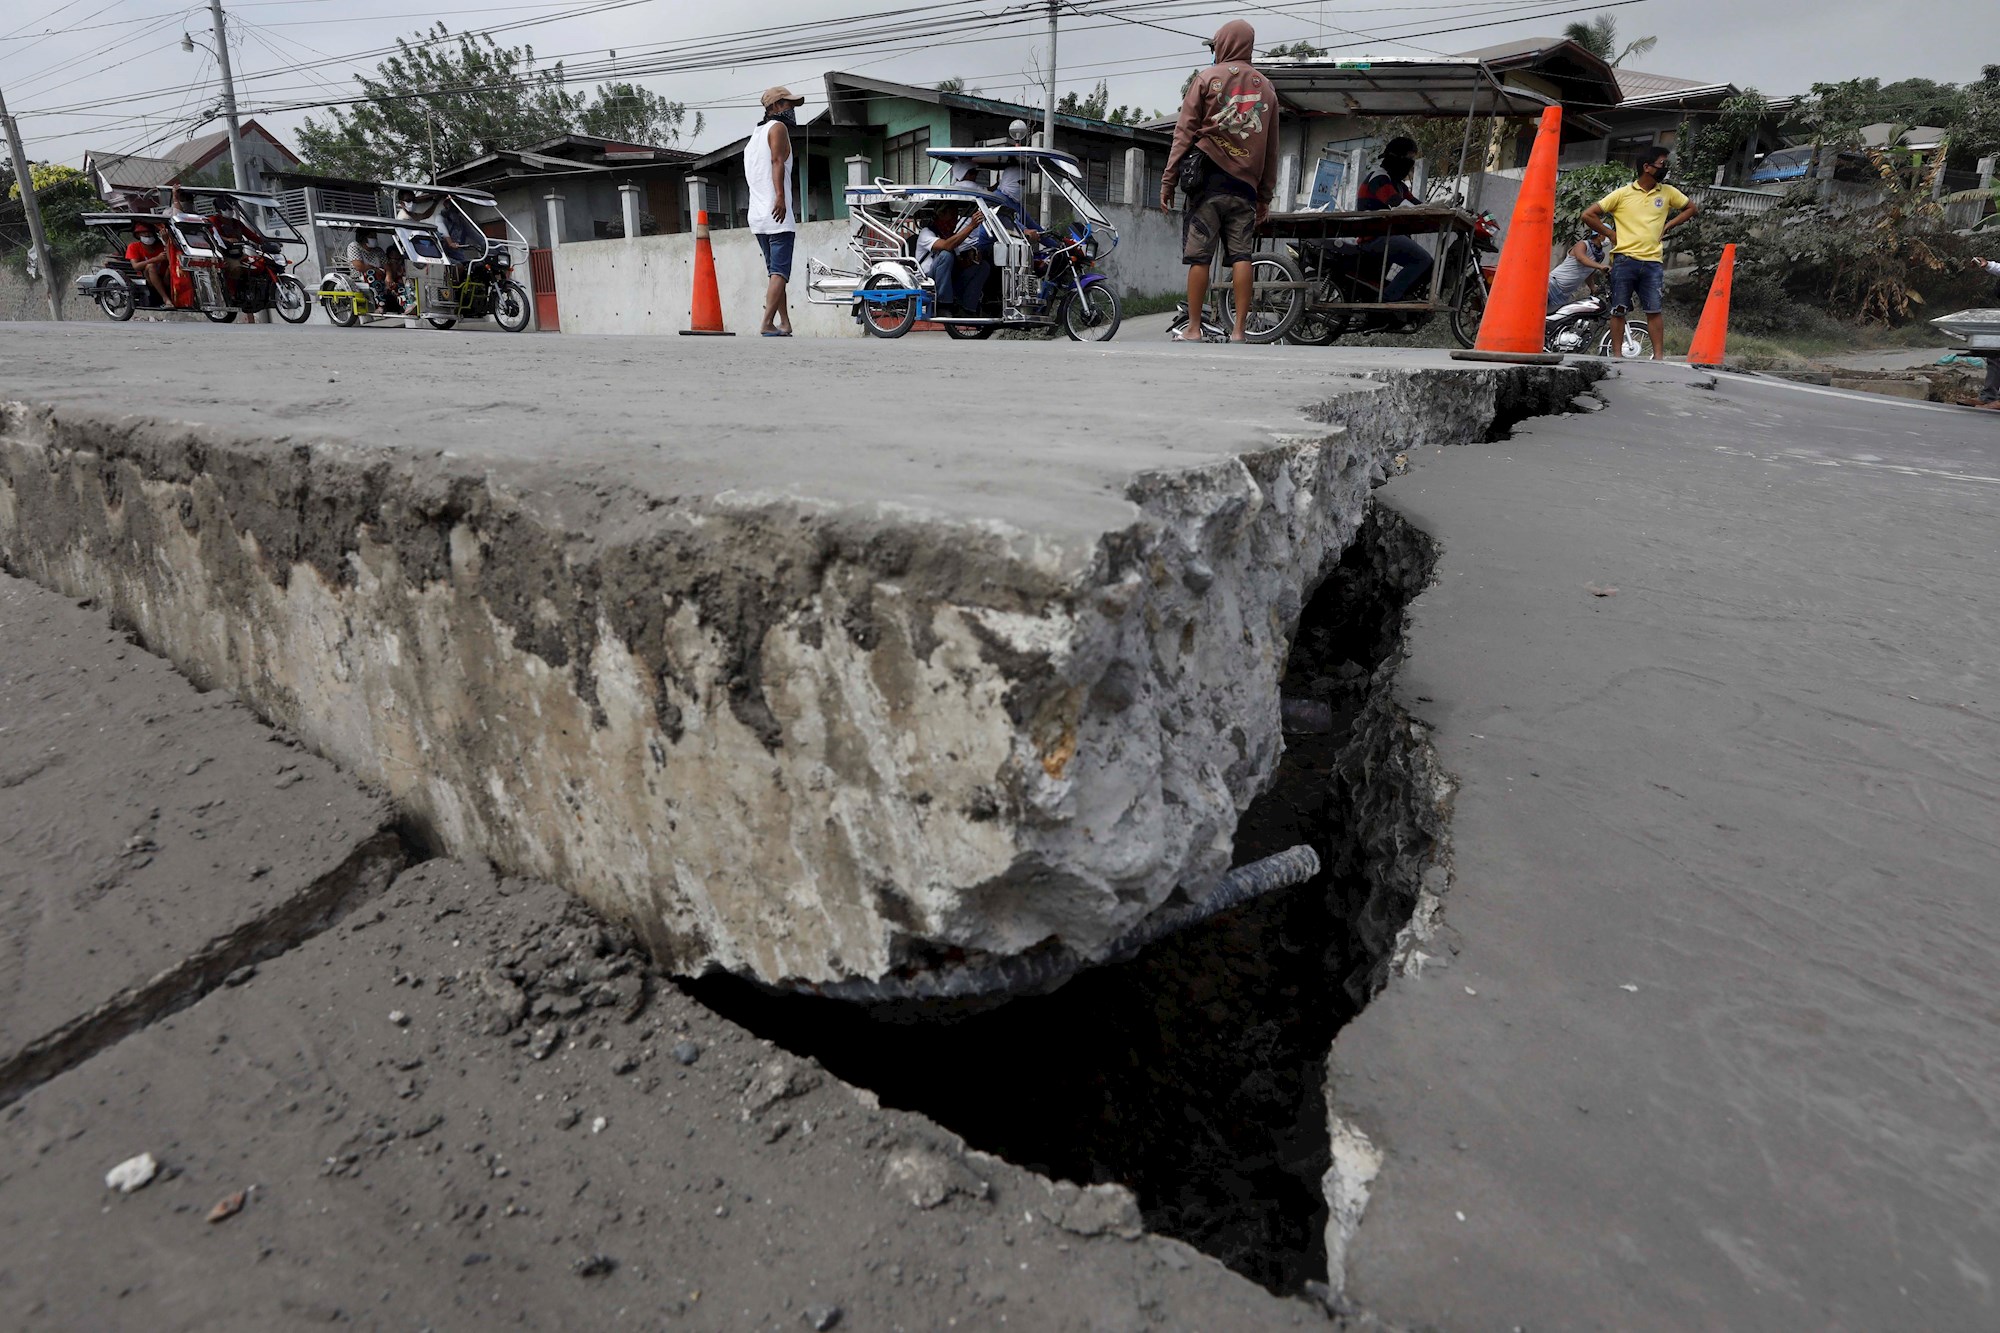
[0,83,59,321]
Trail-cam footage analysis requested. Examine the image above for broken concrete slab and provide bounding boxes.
[0,856,1319,1331]
[0,323,1596,988]
[0,571,402,1105]
[1328,366,2000,1328]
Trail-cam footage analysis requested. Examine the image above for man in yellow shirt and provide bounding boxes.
[1582,148,1698,360]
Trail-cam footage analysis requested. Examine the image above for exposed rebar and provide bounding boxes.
[796,843,1322,1004]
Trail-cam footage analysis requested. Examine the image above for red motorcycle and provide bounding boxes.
[1279,207,1501,347]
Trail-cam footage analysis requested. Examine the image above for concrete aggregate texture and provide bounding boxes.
[0,324,1591,990]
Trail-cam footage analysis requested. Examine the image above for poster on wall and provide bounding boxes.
[1308,155,1347,209]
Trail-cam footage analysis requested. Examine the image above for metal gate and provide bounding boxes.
[528,247,559,332]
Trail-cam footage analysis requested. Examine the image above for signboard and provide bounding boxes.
[1308,155,1348,209]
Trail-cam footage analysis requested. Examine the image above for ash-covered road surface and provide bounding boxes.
[1336,366,2000,1330]
[0,571,1315,1332]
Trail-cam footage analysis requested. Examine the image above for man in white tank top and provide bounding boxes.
[746,86,804,336]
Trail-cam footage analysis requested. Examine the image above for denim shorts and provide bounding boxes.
[755,231,795,281]
[1608,255,1664,315]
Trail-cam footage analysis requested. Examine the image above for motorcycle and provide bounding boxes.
[75,190,312,324]
[1281,208,1501,348]
[807,145,1121,342]
[1544,289,1653,358]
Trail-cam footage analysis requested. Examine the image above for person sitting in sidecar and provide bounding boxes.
[915,202,992,316]
[123,220,177,308]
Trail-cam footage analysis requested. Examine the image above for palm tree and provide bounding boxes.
[1562,15,1657,67]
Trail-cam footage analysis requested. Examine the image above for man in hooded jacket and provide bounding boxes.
[1162,19,1279,341]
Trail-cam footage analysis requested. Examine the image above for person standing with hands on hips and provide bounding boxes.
[746,86,805,337]
[1582,148,1698,360]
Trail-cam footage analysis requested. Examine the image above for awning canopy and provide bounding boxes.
[1264,57,1551,118]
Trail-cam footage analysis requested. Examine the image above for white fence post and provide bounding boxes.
[686,174,710,230]
[543,193,565,246]
[619,183,642,238]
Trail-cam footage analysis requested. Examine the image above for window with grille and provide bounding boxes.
[1085,157,1111,204]
[884,128,931,185]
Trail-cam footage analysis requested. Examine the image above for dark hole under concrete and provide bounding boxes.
[690,505,1438,1297]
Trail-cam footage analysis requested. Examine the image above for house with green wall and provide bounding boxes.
[688,72,1173,228]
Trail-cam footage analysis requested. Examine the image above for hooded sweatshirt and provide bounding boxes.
[1163,20,1279,206]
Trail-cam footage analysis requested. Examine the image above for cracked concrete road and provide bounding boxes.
[0,571,1318,1332]
[1337,366,2000,1330]
[0,573,402,1103]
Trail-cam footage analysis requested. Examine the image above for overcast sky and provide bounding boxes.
[3,0,1994,167]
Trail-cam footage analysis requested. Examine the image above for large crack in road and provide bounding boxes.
[689,501,1451,1298]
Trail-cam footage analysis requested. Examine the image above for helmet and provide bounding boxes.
[1007,119,1030,143]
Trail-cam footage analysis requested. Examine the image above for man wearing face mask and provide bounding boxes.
[124,221,175,307]
[746,86,805,336]
[1356,136,1434,324]
[1583,148,1697,360]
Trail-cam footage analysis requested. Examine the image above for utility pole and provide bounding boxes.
[204,0,265,319]
[0,82,61,321]
[1043,0,1058,153]
[206,0,253,196]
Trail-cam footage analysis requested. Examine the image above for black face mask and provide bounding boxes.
[771,105,798,127]
[1645,162,1670,182]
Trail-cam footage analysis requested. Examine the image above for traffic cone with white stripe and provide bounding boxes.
[680,210,734,337]
[1452,106,1565,365]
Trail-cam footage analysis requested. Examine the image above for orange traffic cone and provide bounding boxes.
[680,209,734,337]
[1685,243,1736,367]
[1452,106,1565,365]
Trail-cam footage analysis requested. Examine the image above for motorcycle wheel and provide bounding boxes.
[944,321,996,340]
[1285,274,1352,346]
[1059,284,1121,342]
[1219,254,1305,345]
[1447,261,1486,349]
[204,308,238,324]
[98,274,135,323]
[427,317,459,330]
[493,280,532,333]
[1597,324,1653,359]
[860,273,918,339]
[274,275,311,324]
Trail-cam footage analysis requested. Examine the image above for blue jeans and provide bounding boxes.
[755,231,795,280]
[1609,255,1664,315]
[1357,235,1433,302]
[922,248,992,313]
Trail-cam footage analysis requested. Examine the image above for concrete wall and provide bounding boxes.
[553,219,864,337]
[553,201,1190,337]
[1095,202,1185,299]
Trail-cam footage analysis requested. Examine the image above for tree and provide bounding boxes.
[1561,15,1656,67]
[296,25,695,182]
[1264,40,1327,59]
[1057,79,1147,125]
[2,163,105,319]
[1673,89,1771,186]
[576,81,702,146]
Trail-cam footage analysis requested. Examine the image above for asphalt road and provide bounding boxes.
[1339,364,2000,1330]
